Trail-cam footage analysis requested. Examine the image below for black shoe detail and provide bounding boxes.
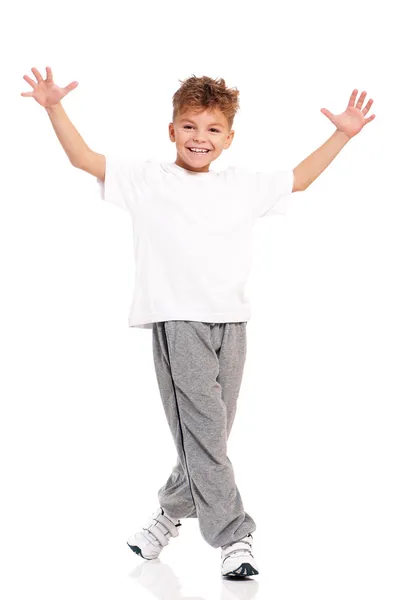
[127,543,154,560]
[223,562,259,577]
[161,507,182,527]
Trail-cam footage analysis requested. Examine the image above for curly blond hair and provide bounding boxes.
[172,75,240,131]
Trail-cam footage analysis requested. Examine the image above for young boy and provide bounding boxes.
[22,67,375,578]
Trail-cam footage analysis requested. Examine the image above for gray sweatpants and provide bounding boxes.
[152,320,256,549]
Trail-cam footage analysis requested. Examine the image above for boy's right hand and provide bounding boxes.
[21,66,78,108]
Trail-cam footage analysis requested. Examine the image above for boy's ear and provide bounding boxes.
[224,130,235,148]
[169,122,175,142]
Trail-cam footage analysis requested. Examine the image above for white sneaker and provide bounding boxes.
[127,507,182,560]
[221,533,259,577]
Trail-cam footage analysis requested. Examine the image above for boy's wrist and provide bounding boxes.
[333,129,351,143]
[45,102,62,114]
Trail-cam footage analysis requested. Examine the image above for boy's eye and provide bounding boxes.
[183,125,220,133]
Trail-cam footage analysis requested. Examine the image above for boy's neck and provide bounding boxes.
[174,155,211,174]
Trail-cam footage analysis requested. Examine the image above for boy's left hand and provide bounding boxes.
[320,89,376,139]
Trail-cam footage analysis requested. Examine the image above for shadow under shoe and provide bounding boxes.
[127,507,182,560]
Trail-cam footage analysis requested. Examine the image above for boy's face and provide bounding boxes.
[169,107,235,173]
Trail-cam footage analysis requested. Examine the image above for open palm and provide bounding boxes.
[320,89,376,139]
[21,66,78,108]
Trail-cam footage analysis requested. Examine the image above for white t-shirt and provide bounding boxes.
[96,158,293,329]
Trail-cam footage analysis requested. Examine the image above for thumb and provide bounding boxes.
[320,107,334,120]
[63,81,79,95]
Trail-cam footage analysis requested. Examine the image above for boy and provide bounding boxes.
[21,67,375,578]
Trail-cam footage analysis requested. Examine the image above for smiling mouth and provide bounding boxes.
[187,148,211,154]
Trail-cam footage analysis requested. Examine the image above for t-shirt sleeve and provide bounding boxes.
[96,155,148,213]
[252,169,294,218]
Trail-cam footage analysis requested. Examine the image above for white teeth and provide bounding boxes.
[189,148,209,153]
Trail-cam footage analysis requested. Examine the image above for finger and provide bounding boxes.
[362,98,374,116]
[21,92,34,97]
[320,108,334,120]
[23,74,37,88]
[63,81,79,95]
[356,90,367,110]
[364,114,376,124]
[31,67,43,83]
[45,66,53,82]
[347,89,358,109]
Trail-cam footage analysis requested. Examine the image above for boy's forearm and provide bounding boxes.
[293,130,351,191]
[45,102,90,166]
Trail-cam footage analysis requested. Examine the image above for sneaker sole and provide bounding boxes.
[222,562,259,577]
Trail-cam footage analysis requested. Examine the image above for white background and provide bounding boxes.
[2,0,397,598]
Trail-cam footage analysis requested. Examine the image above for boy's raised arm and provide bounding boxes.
[45,103,105,180]
[293,89,375,191]
[21,66,105,181]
